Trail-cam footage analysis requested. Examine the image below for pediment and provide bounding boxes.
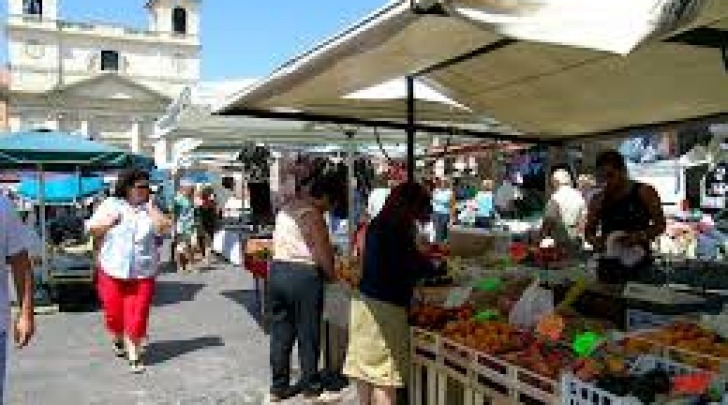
[56,74,171,103]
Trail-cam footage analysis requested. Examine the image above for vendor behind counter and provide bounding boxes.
[584,150,667,285]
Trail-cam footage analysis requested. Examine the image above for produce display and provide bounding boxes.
[621,322,728,371]
[334,255,360,288]
[405,243,728,403]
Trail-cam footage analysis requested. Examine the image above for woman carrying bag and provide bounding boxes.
[88,169,171,373]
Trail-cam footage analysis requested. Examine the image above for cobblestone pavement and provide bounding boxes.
[7,258,358,405]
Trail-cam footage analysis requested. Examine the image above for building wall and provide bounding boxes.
[6,0,201,152]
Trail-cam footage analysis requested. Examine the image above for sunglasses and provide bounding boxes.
[133,183,150,190]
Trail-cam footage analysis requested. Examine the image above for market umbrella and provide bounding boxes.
[0,130,153,170]
[0,130,153,290]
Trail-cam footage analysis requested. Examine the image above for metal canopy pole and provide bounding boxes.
[37,165,47,285]
[346,130,357,255]
[406,75,416,182]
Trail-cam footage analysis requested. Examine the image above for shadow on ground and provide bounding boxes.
[153,280,206,307]
[220,290,264,329]
[144,335,225,365]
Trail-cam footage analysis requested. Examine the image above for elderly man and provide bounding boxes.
[541,169,587,250]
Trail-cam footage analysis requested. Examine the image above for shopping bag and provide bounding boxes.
[508,279,554,329]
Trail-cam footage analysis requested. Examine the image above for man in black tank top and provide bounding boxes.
[584,150,666,283]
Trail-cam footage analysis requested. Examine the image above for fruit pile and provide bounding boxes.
[621,322,728,371]
[442,319,524,355]
[501,338,576,379]
[410,304,475,331]
[334,256,360,287]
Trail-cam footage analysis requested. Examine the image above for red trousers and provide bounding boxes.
[96,269,155,342]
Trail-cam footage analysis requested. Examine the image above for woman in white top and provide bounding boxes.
[88,169,171,373]
[268,167,343,402]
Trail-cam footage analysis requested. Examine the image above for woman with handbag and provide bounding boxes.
[88,169,171,373]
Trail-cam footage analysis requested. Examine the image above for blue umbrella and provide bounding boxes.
[17,173,107,204]
[0,130,153,286]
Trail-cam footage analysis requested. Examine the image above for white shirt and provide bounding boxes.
[0,196,32,332]
[88,197,159,279]
[543,185,587,244]
[495,182,519,211]
[367,188,390,218]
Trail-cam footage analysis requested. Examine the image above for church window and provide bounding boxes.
[172,7,187,34]
[23,0,42,16]
[100,50,120,72]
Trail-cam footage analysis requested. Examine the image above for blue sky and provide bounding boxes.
[0,0,386,80]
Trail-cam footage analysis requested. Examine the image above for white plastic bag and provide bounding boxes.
[508,280,554,329]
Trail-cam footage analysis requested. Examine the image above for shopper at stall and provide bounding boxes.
[432,178,454,242]
[474,179,497,228]
[344,182,436,405]
[577,173,598,206]
[540,169,587,250]
[365,173,392,221]
[268,167,343,402]
[494,177,521,219]
[173,180,196,272]
[584,150,666,282]
[88,168,171,373]
[194,184,218,266]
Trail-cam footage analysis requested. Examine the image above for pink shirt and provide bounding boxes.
[272,203,317,264]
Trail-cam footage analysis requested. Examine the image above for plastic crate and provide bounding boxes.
[471,350,559,405]
[410,328,441,405]
[562,355,709,405]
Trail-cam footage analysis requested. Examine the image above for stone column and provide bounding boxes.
[45,113,59,131]
[153,137,171,167]
[80,117,90,139]
[130,119,142,153]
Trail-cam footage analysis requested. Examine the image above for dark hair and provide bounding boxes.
[308,166,347,210]
[114,168,150,199]
[595,150,627,171]
[379,182,432,226]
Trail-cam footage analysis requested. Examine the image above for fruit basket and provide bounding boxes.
[619,322,728,374]
[562,355,717,405]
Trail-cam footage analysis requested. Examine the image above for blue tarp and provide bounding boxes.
[17,173,107,204]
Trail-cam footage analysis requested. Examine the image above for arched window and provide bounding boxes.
[172,7,187,35]
[23,0,42,16]
[100,50,120,72]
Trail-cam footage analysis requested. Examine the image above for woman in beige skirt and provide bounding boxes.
[344,182,436,405]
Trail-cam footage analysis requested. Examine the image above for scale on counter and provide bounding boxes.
[622,282,706,305]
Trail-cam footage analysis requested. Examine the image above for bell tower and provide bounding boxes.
[8,0,58,20]
[147,0,200,36]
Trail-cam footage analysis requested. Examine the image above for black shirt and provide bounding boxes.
[359,216,434,308]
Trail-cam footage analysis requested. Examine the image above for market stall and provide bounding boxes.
[216,0,728,402]
[0,130,152,307]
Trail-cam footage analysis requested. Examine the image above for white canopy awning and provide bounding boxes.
[161,104,497,148]
[219,0,728,140]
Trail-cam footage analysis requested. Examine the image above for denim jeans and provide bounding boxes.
[268,261,324,395]
[433,213,450,243]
